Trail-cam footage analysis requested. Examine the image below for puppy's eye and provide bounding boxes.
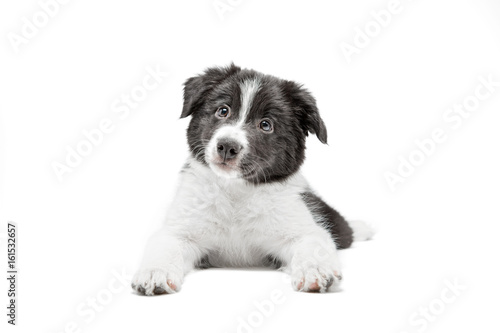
[259,119,273,132]
[216,106,231,118]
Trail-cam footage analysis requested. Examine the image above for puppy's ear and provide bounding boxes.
[284,81,328,144]
[181,63,241,118]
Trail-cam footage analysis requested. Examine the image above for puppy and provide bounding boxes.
[132,64,372,295]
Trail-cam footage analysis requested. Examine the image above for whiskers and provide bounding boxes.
[190,139,210,162]
[241,154,272,184]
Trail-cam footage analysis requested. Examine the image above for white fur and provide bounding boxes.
[132,158,343,294]
[349,219,375,241]
[237,78,261,127]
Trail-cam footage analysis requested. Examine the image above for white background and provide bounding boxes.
[1,0,500,332]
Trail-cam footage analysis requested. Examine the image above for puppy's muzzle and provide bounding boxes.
[217,139,242,162]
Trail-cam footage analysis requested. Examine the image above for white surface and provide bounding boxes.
[1,0,499,332]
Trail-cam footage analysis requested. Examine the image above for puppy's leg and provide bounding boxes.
[278,231,343,293]
[131,228,201,295]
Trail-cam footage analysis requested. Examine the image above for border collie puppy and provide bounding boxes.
[132,64,372,295]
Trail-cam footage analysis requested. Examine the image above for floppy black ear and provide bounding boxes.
[283,81,328,144]
[180,63,241,118]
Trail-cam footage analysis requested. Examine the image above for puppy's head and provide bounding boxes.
[181,64,327,184]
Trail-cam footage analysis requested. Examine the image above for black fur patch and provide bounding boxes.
[264,254,283,269]
[196,255,213,269]
[181,63,328,184]
[301,192,353,249]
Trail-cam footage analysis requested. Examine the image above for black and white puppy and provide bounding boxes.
[132,64,372,295]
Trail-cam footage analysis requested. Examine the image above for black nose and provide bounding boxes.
[217,140,241,161]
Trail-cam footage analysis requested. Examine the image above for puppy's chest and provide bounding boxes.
[183,176,295,231]
[190,180,294,265]
[199,183,275,226]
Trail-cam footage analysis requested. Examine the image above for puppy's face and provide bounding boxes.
[181,64,327,184]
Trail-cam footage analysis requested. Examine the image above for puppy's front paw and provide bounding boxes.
[131,267,182,296]
[291,265,342,293]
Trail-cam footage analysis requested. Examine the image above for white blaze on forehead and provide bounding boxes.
[237,78,261,126]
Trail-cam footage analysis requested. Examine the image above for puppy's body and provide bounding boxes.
[132,64,372,295]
